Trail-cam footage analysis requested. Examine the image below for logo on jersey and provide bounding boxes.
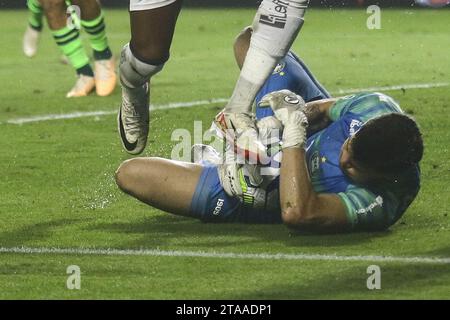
[259,0,289,29]
[284,95,300,105]
[273,62,286,75]
[212,199,225,216]
[310,151,320,175]
[349,119,363,136]
[356,196,384,215]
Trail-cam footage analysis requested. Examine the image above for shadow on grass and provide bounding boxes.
[86,213,391,249]
[0,218,81,247]
[228,263,450,299]
[425,245,450,258]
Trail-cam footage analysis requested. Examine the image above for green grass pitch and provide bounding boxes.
[0,8,449,299]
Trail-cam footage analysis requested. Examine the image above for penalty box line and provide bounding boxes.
[0,246,449,265]
[5,82,450,125]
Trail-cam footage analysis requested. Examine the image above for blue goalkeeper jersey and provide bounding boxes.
[257,91,421,230]
[306,92,421,230]
[192,53,421,229]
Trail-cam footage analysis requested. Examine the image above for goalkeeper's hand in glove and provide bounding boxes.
[259,90,309,149]
[218,164,265,206]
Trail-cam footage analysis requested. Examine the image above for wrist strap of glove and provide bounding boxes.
[281,111,308,149]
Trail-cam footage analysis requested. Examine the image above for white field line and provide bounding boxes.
[332,82,450,95]
[6,98,229,125]
[0,246,449,265]
[5,82,449,125]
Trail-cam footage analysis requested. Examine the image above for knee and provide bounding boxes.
[115,158,144,194]
[40,0,65,12]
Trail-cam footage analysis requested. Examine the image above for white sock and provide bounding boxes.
[119,43,164,89]
[226,0,309,113]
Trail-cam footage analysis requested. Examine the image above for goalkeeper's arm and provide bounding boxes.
[261,90,350,232]
[303,98,338,135]
[280,147,350,233]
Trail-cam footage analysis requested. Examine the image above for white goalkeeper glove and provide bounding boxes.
[259,90,309,149]
[218,163,263,198]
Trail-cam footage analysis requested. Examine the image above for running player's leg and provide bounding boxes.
[23,0,44,57]
[72,0,117,96]
[214,0,309,162]
[118,0,182,155]
[233,27,330,120]
[226,0,309,113]
[40,0,95,97]
[129,1,182,63]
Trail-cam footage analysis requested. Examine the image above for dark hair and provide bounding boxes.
[351,113,423,175]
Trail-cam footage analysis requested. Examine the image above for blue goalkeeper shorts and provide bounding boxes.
[189,166,282,224]
[255,51,331,119]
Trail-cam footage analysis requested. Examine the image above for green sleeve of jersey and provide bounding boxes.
[328,95,357,121]
[328,92,403,122]
[337,186,396,231]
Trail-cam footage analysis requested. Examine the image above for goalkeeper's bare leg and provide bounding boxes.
[116,157,203,217]
[115,156,262,220]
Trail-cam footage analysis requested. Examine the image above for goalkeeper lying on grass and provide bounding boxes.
[115,27,423,233]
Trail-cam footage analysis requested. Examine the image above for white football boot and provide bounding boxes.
[23,25,40,58]
[117,82,149,154]
[213,110,268,165]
